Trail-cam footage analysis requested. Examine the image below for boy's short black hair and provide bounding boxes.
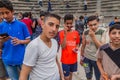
[87,15,99,23]
[0,0,13,11]
[114,16,118,19]
[109,24,120,33]
[44,13,61,22]
[79,15,84,20]
[23,12,29,17]
[64,14,74,22]
[40,11,49,17]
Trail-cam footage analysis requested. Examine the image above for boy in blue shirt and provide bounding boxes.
[0,0,30,80]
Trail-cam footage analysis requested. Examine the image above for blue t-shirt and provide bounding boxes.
[0,18,30,65]
[109,21,115,27]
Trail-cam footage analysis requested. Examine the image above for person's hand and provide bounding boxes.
[80,55,84,66]
[0,36,10,43]
[89,29,95,38]
[60,77,65,80]
[11,37,21,45]
[110,75,118,80]
[72,48,78,54]
[80,60,84,66]
[64,26,67,36]
[102,72,109,80]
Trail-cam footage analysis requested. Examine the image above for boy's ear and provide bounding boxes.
[12,10,14,14]
[41,21,44,29]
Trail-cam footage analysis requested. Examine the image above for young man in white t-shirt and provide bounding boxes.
[19,13,64,80]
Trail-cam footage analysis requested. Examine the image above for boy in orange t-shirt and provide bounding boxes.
[59,14,80,80]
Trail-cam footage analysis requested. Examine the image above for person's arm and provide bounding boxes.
[89,29,104,48]
[97,58,105,75]
[80,33,86,65]
[19,64,32,80]
[56,56,64,80]
[81,33,86,57]
[61,30,67,49]
[111,74,120,80]
[0,36,11,43]
[11,38,30,45]
[97,58,108,80]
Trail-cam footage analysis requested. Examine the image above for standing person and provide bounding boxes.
[84,0,87,10]
[59,14,80,80]
[19,13,64,80]
[0,11,6,80]
[38,0,43,7]
[97,24,120,80]
[21,12,33,36]
[47,0,52,12]
[75,15,84,45]
[84,13,88,29]
[17,12,23,20]
[66,1,70,8]
[32,11,48,39]
[0,0,31,80]
[80,15,106,80]
[109,17,119,27]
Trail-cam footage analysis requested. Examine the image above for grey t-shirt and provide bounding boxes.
[23,36,60,80]
[84,27,106,61]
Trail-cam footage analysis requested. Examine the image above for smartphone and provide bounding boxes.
[0,33,9,38]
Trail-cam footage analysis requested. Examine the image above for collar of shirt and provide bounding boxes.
[3,17,16,23]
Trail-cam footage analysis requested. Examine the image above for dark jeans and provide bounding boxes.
[84,5,87,10]
[83,57,100,80]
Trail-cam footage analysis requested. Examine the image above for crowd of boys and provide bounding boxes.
[0,0,120,80]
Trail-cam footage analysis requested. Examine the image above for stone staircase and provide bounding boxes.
[101,0,120,16]
[101,0,120,23]
[11,0,120,23]
[12,0,97,17]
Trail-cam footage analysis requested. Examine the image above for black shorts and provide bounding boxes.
[0,59,6,78]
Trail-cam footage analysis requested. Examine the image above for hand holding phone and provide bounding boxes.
[0,33,10,42]
[72,48,78,53]
[0,33,9,38]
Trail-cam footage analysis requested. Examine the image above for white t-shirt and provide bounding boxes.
[23,36,60,80]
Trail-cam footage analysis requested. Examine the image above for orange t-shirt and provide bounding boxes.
[59,30,80,64]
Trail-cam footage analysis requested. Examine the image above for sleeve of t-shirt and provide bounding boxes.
[101,29,108,44]
[22,23,31,39]
[101,28,110,44]
[23,41,39,66]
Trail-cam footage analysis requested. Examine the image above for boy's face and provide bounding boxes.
[64,20,73,31]
[88,19,99,32]
[0,7,14,22]
[109,29,120,45]
[42,17,60,39]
